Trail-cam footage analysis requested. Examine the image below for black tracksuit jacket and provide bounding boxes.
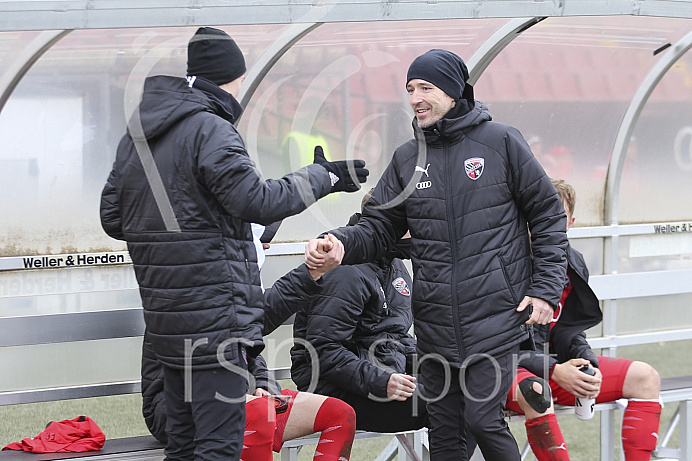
[328,101,568,367]
[290,256,416,399]
[100,76,333,369]
[141,263,324,443]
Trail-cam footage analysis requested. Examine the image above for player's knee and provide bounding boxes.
[629,362,661,397]
[643,363,661,390]
[518,377,552,414]
[320,397,356,434]
[337,399,356,433]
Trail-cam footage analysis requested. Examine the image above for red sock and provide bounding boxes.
[311,397,356,461]
[525,413,570,461]
[621,401,661,461]
[241,397,276,461]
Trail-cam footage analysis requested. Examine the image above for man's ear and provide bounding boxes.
[567,215,576,231]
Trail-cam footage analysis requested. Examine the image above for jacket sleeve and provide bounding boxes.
[402,336,418,375]
[100,167,124,240]
[306,267,392,398]
[568,332,600,368]
[262,264,323,336]
[248,354,282,394]
[551,246,603,363]
[197,125,334,226]
[332,157,408,265]
[505,128,568,307]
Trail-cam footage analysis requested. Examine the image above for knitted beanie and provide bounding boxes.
[187,27,246,85]
[406,49,470,100]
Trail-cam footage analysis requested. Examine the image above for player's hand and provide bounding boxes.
[590,367,603,399]
[254,388,271,397]
[551,359,602,399]
[306,234,343,277]
[386,373,417,401]
[313,146,369,193]
[518,296,554,325]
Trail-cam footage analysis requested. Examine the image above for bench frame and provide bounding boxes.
[2,301,692,460]
[3,222,692,460]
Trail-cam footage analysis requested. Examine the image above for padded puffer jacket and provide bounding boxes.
[141,262,324,443]
[520,244,603,376]
[290,257,416,399]
[330,101,568,367]
[101,76,333,369]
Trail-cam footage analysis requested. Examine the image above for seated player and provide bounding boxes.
[505,178,661,461]
[289,191,429,434]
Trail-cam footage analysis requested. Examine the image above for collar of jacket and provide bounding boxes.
[190,76,244,124]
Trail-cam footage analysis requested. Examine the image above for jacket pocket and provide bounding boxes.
[498,254,519,305]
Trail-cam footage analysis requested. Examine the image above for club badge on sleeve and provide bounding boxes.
[392,277,411,296]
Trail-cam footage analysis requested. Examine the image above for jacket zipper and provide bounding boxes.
[442,137,466,361]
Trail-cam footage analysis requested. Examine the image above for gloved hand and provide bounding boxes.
[313,146,369,193]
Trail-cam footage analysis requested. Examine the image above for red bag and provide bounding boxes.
[2,416,105,453]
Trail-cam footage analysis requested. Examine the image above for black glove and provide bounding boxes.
[313,146,369,193]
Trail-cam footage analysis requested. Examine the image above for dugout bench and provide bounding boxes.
[1,254,692,461]
[0,303,427,461]
[270,368,692,461]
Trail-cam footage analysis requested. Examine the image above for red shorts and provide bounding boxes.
[272,389,298,452]
[505,356,633,414]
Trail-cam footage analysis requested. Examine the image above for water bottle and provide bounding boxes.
[574,364,596,420]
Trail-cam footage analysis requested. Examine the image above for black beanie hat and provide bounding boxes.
[187,27,246,86]
[406,49,470,101]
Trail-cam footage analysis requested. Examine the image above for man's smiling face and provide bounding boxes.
[406,78,456,128]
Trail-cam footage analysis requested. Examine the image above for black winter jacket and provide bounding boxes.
[141,262,323,443]
[329,101,568,366]
[519,244,603,377]
[290,256,416,399]
[101,76,333,369]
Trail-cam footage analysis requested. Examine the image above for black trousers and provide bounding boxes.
[420,345,521,461]
[330,383,430,433]
[162,363,248,461]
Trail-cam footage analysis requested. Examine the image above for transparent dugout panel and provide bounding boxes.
[478,15,692,227]
[0,25,291,256]
[0,265,141,317]
[619,51,692,224]
[615,293,692,335]
[2,17,690,252]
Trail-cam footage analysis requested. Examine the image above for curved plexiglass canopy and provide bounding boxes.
[0,0,691,416]
[0,2,691,257]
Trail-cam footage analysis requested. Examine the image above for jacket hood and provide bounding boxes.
[130,75,242,142]
[413,100,492,144]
